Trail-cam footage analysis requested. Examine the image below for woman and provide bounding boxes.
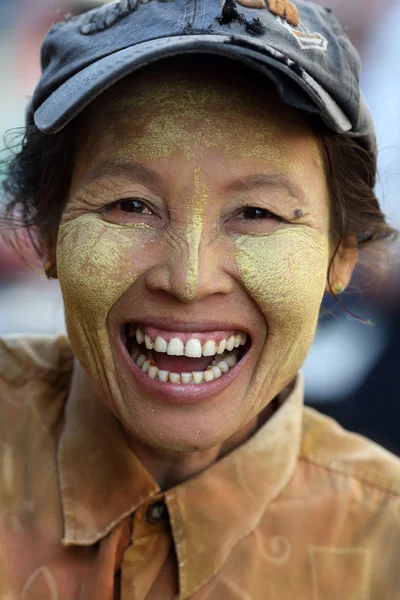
[1,1,399,598]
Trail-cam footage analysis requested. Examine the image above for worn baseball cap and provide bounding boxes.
[30,0,376,155]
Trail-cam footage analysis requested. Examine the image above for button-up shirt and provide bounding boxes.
[0,335,399,599]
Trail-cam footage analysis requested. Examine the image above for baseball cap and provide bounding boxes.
[30,0,376,156]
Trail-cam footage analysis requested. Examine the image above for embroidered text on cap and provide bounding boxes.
[237,0,299,27]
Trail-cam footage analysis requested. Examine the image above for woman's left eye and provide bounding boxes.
[238,206,281,221]
[108,198,154,215]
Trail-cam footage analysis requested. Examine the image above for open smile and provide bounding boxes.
[123,324,251,383]
[119,323,252,401]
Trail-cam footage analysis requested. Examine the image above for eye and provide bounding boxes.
[108,198,154,215]
[239,206,282,221]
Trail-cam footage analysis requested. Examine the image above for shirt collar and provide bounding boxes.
[58,363,160,545]
[58,364,304,592]
[168,375,304,597]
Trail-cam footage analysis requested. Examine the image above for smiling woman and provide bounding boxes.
[1,1,400,599]
[52,67,337,454]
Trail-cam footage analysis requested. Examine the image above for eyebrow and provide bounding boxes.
[226,172,307,203]
[78,161,307,204]
[78,159,163,192]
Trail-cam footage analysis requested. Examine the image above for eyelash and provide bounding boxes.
[105,199,282,222]
[105,198,154,215]
[237,206,283,221]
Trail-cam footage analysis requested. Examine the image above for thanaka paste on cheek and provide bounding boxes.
[235,226,330,411]
[57,214,155,408]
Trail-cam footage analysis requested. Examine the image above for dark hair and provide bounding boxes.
[1,121,76,260]
[318,128,398,280]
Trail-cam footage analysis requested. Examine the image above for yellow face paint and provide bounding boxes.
[81,78,302,172]
[235,226,330,404]
[184,167,208,299]
[57,215,155,406]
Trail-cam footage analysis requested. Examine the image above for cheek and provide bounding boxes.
[235,227,330,334]
[57,214,153,369]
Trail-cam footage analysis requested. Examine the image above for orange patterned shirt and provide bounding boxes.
[0,336,399,599]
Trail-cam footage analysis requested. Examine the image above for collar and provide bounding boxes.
[58,365,303,595]
[57,364,160,545]
[166,375,304,597]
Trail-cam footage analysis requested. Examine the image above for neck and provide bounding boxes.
[121,417,257,490]
[73,361,280,491]
[121,399,280,490]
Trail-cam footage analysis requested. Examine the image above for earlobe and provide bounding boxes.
[44,260,58,280]
[42,233,58,280]
[325,235,359,295]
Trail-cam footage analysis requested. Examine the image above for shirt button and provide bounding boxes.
[146,501,166,524]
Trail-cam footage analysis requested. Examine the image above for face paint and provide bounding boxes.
[57,214,155,407]
[184,167,208,299]
[85,79,302,172]
[235,226,330,404]
[58,66,332,451]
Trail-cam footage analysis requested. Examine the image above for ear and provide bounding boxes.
[325,235,358,294]
[42,230,58,279]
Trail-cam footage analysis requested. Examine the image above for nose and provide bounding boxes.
[144,235,234,304]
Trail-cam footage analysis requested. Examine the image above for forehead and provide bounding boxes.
[74,60,325,186]
[84,71,315,164]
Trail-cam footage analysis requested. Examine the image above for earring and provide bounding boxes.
[44,261,56,280]
[333,281,345,295]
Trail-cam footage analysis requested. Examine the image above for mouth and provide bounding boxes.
[121,323,252,386]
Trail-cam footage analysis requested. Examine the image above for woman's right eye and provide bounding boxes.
[108,198,154,215]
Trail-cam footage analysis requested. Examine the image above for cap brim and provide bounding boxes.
[34,34,352,135]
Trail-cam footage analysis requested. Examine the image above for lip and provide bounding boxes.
[116,330,253,405]
[119,316,253,336]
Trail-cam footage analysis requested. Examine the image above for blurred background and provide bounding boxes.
[0,0,399,454]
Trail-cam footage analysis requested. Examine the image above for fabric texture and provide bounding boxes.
[0,335,399,599]
[30,0,376,155]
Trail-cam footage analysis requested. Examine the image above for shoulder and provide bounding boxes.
[300,405,400,496]
[0,334,73,387]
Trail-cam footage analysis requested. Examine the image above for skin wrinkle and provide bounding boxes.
[57,215,155,411]
[54,65,343,482]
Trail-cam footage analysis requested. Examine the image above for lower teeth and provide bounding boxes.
[130,348,239,384]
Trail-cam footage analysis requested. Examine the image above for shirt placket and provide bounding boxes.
[120,499,172,600]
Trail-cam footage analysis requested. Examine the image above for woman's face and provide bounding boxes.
[56,65,333,451]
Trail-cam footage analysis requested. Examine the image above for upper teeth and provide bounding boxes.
[133,327,247,357]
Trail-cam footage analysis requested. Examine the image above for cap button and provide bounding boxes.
[145,501,167,524]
